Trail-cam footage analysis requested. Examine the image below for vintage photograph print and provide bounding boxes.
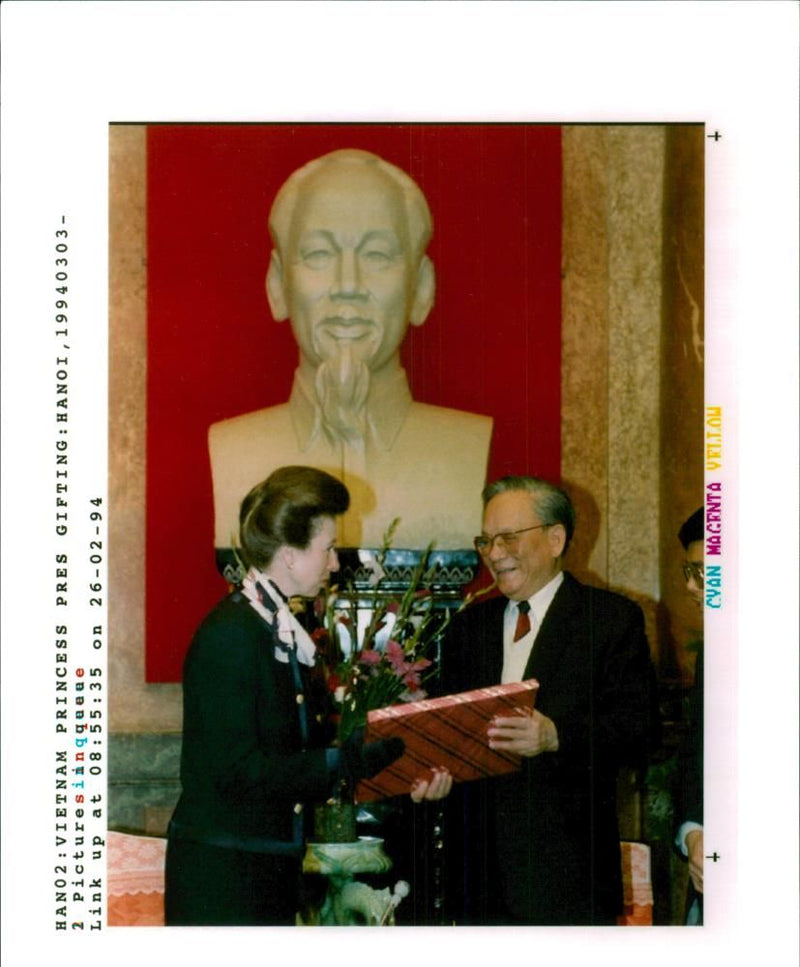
[108,122,705,928]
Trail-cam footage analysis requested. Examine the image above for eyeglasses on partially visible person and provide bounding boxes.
[681,561,704,585]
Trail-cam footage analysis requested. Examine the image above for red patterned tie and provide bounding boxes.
[514,601,531,642]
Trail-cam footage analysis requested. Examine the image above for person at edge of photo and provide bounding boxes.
[164,465,452,926]
[440,475,661,926]
[674,507,705,926]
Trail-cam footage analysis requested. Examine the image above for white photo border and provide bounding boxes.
[2,2,797,964]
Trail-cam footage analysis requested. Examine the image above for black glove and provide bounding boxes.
[340,727,405,783]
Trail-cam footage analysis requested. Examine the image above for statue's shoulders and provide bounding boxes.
[406,401,493,436]
[404,400,493,446]
[209,403,293,440]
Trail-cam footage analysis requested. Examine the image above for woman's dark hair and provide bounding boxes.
[239,466,350,570]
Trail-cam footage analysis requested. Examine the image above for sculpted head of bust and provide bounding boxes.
[208,148,493,551]
[266,150,436,418]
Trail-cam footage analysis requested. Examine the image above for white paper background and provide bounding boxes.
[2,1,797,964]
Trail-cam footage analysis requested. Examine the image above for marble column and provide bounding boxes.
[562,125,667,658]
[658,125,705,682]
[109,126,182,831]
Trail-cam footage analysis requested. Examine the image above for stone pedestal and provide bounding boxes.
[302,837,394,925]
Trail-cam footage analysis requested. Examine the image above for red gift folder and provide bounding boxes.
[355,679,539,802]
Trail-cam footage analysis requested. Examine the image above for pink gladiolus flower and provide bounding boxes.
[357,649,382,666]
[385,640,405,670]
[402,658,431,687]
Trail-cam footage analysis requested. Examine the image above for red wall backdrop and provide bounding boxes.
[145,124,562,682]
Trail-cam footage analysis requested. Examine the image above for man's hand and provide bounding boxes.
[410,767,453,803]
[487,708,559,757]
[685,828,704,893]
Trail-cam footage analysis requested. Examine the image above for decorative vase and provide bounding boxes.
[302,837,395,925]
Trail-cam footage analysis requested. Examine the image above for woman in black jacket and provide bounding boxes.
[165,466,421,925]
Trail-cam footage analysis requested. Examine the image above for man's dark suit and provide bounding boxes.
[677,644,703,828]
[441,571,659,926]
[676,643,703,922]
[165,590,333,925]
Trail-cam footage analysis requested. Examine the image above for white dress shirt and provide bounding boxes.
[501,571,564,684]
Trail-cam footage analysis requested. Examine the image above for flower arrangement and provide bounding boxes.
[312,520,493,745]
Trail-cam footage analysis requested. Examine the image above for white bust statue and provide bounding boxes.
[209,148,493,549]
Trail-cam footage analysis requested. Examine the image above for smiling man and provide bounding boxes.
[209,149,492,551]
[441,475,661,925]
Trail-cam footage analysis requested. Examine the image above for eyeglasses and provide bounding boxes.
[681,562,704,584]
[473,524,549,555]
